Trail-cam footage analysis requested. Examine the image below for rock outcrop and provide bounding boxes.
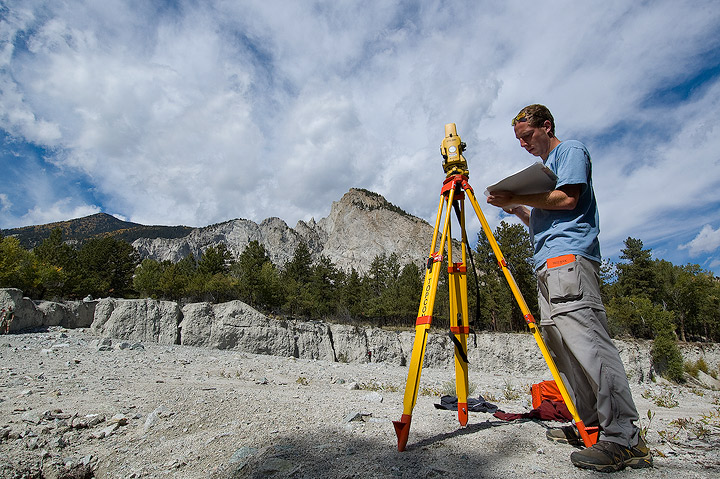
[3,288,720,385]
[132,189,433,273]
[91,298,181,345]
[314,189,433,273]
[0,288,95,331]
[179,301,334,361]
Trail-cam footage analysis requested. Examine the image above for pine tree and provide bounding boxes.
[234,241,272,308]
[475,221,535,331]
[74,237,139,298]
[616,237,658,300]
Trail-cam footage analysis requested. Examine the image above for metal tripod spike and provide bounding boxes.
[393,123,599,452]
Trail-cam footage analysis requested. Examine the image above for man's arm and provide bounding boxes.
[486,184,582,225]
[488,184,581,209]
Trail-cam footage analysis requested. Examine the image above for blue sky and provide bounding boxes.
[1,0,720,274]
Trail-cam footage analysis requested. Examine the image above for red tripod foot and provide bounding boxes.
[576,421,599,447]
[458,403,468,426]
[392,414,412,451]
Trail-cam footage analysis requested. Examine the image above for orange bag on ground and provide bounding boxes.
[531,380,565,409]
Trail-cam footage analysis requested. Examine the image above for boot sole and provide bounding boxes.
[627,456,654,469]
[572,454,653,472]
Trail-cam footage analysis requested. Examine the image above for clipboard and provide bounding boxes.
[484,162,557,196]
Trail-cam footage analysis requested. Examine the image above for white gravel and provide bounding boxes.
[0,328,718,478]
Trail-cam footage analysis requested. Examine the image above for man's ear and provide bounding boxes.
[543,120,553,136]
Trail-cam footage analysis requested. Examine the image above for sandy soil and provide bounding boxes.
[0,327,718,478]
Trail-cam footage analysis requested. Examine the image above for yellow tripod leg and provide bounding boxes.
[462,182,598,447]
[448,259,470,425]
[447,199,470,426]
[394,190,455,451]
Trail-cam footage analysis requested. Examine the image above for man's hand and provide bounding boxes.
[486,190,515,209]
[486,191,530,225]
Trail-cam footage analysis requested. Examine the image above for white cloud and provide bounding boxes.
[592,78,720,257]
[680,225,720,256]
[0,0,719,272]
[0,193,11,213]
[17,199,101,227]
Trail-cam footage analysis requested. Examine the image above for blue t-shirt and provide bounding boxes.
[530,140,601,270]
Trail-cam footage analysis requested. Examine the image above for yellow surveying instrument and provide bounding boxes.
[392,123,599,451]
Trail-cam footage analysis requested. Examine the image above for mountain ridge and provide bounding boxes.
[1,189,433,273]
[1,212,194,248]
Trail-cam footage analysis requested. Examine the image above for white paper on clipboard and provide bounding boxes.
[484,162,557,197]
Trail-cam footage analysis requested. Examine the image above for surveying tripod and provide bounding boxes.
[392,123,599,452]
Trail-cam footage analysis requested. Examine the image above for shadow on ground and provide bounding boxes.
[210,419,539,479]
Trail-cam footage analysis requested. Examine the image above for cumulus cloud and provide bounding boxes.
[0,193,11,213]
[17,199,101,227]
[0,0,719,272]
[680,225,720,256]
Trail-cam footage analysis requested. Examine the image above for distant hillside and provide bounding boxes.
[1,213,193,249]
[0,189,433,273]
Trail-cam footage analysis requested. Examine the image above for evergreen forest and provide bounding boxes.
[2,224,719,381]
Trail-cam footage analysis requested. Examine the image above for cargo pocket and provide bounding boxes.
[547,260,583,304]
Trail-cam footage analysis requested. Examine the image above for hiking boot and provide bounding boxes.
[546,425,582,446]
[570,436,653,472]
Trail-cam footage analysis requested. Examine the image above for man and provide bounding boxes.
[486,104,652,472]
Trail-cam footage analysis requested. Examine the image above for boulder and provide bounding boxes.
[91,298,180,344]
[290,319,335,361]
[35,300,75,327]
[0,288,43,332]
[64,299,98,328]
[178,302,215,348]
[180,301,335,361]
[329,324,373,364]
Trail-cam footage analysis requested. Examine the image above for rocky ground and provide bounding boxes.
[0,328,718,478]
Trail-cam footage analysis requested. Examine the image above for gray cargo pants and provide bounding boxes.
[537,255,640,447]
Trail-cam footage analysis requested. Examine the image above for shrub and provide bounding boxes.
[685,358,711,379]
[651,331,685,383]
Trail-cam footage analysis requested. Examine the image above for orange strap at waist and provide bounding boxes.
[547,254,576,269]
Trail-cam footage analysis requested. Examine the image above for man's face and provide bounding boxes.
[513,121,552,159]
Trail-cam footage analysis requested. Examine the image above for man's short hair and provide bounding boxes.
[512,104,555,135]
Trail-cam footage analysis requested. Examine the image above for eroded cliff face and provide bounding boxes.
[4,289,719,385]
[315,189,433,273]
[132,188,433,273]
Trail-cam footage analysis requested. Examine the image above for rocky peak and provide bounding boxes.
[334,188,415,218]
[341,188,394,209]
[132,189,433,274]
[317,189,431,272]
